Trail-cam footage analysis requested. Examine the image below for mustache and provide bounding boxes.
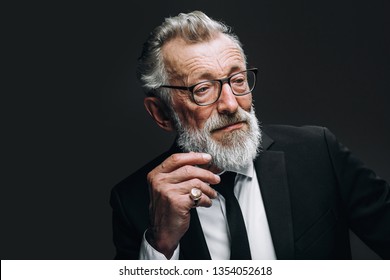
[206,109,250,132]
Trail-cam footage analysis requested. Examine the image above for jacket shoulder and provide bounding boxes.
[262,124,334,148]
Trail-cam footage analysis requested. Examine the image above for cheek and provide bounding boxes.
[184,108,214,129]
[237,94,253,111]
[172,98,213,129]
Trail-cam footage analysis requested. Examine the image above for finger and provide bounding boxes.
[190,193,213,208]
[158,153,212,173]
[168,165,221,185]
[178,179,218,199]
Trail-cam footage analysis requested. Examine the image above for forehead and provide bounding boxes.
[162,34,245,82]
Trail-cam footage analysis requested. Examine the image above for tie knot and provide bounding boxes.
[214,171,236,198]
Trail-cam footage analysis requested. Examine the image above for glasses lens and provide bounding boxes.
[230,70,256,95]
[193,81,220,105]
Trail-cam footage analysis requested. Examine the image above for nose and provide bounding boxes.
[217,83,239,114]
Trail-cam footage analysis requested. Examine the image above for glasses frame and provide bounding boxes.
[159,68,258,106]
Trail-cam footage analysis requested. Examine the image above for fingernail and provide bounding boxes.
[214,174,221,182]
[202,153,212,160]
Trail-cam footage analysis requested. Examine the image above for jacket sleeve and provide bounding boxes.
[324,127,390,259]
[110,187,142,259]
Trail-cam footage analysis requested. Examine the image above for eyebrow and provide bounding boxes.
[190,65,245,84]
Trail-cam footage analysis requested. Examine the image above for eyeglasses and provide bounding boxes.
[159,68,258,106]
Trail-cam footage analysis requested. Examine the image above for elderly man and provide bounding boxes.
[110,11,390,260]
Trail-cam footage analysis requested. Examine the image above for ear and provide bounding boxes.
[144,97,175,132]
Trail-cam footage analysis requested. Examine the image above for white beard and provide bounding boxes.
[172,106,262,170]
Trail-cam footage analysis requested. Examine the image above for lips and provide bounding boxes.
[212,121,247,133]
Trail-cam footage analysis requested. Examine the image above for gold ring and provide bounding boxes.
[190,188,202,206]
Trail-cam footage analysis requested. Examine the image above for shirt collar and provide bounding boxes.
[226,161,254,178]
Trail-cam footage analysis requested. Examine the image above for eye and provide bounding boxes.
[195,87,209,93]
[231,74,246,85]
[193,82,213,96]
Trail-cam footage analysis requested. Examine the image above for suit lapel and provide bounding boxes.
[255,133,295,259]
[179,208,211,259]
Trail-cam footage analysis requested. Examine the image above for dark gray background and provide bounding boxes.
[2,0,389,259]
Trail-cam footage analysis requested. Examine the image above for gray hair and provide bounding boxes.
[137,11,246,107]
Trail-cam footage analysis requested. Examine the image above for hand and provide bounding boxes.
[146,152,220,259]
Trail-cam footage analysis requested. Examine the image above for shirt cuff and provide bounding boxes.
[139,230,180,260]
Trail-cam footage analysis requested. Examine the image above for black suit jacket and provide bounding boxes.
[110,125,390,259]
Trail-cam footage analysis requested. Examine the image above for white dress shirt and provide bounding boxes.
[139,161,277,260]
